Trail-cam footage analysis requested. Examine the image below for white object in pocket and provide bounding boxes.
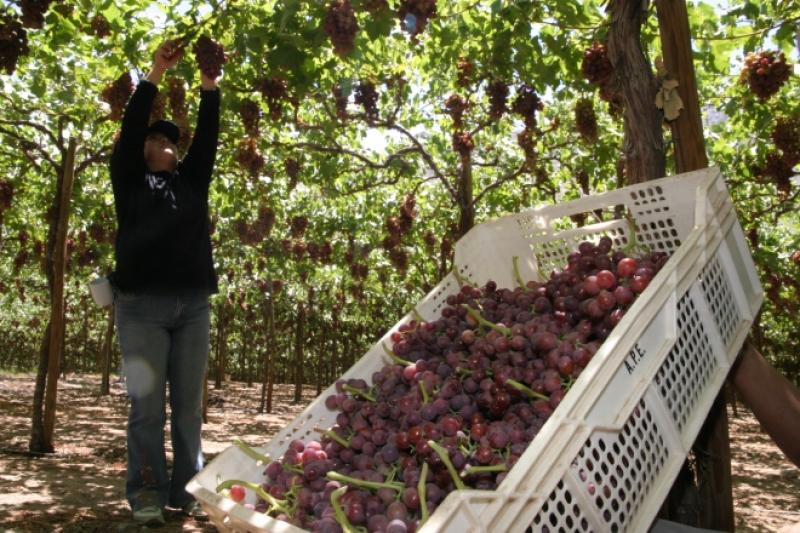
[89,277,113,308]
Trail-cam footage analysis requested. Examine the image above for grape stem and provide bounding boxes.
[316,428,351,449]
[418,380,430,404]
[512,256,526,289]
[461,305,512,338]
[462,464,507,476]
[233,439,271,465]
[418,462,430,525]
[216,479,289,515]
[326,471,405,493]
[505,378,550,401]
[427,440,467,490]
[330,486,363,533]
[622,213,650,256]
[382,342,413,367]
[411,308,424,322]
[283,462,304,474]
[342,384,376,403]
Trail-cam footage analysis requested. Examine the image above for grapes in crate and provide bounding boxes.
[220,237,669,532]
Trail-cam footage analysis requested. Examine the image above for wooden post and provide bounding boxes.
[655,1,733,530]
[293,302,306,404]
[656,0,708,172]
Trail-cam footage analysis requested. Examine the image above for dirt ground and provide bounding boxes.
[0,373,797,532]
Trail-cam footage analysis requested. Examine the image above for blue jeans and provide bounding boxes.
[114,291,210,510]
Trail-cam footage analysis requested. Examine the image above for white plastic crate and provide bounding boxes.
[188,167,762,533]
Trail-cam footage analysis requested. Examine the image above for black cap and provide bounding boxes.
[146,119,180,145]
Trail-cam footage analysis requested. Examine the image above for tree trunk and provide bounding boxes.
[457,154,475,237]
[29,137,77,454]
[655,2,732,529]
[244,323,253,388]
[316,322,326,395]
[260,284,274,413]
[293,302,306,404]
[100,307,115,396]
[59,299,69,378]
[81,300,90,372]
[29,321,52,453]
[606,0,666,183]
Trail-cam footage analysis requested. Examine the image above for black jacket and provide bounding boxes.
[110,79,220,294]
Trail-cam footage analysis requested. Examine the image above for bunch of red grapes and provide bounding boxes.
[291,215,310,239]
[239,99,261,138]
[383,194,416,251]
[487,80,508,121]
[292,241,308,261]
[88,221,113,245]
[740,51,791,101]
[323,0,358,57]
[388,247,409,272]
[581,42,613,87]
[582,42,624,116]
[355,81,379,123]
[398,0,437,40]
[236,207,276,246]
[576,170,590,196]
[0,13,29,75]
[574,98,598,144]
[332,84,349,121]
[285,158,302,180]
[193,35,226,80]
[224,237,667,532]
[511,84,542,127]
[235,137,265,178]
[760,115,800,194]
[771,116,800,164]
[456,57,473,87]
[101,72,134,121]
[350,262,369,280]
[422,230,437,252]
[0,178,15,213]
[20,0,51,29]
[234,220,256,246]
[167,78,188,120]
[255,205,276,239]
[260,77,289,121]
[444,94,469,129]
[761,153,794,194]
[149,92,167,123]
[308,241,334,264]
[452,131,474,157]
[89,14,110,38]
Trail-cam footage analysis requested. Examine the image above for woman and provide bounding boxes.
[109,39,220,526]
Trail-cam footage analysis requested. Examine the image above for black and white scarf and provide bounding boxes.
[144,171,178,210]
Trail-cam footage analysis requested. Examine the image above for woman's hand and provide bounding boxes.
[154,39,183,71]
[146,40,184,84]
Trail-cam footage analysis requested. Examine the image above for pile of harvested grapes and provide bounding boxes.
[220,236,668,533]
